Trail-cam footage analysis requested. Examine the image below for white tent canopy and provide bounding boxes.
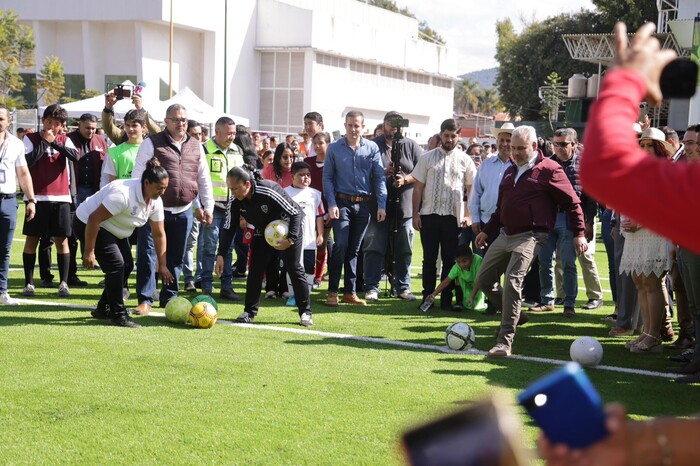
[40,82,249,127]
[156,86,249,127]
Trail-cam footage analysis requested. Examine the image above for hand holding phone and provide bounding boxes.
[518,362,608,449]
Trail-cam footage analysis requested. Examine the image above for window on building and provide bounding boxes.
[63,74,86,101]
[15,73,37,106]
[316,53,346,68]
[259,52,305,133]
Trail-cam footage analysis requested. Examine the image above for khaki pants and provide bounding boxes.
[476,230,549,348]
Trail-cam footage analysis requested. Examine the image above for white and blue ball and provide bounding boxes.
[445,322,476,351]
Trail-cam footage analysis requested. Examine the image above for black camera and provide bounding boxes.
[113,84,133,100]
[391,118,410,129]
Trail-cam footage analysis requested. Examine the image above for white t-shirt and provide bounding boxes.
[0,133,27,194]
[76,179,164,239]
[284,186,324,250]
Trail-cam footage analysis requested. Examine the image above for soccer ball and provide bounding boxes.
[570,336,604,367]
[445,322,476,351]
[191,294,219,311]
[189,302,218,329]
[264,219,289,248]
[164,296,191,324]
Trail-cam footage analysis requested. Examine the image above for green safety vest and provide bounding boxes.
[204,139,243,203]
[107,143,140,180]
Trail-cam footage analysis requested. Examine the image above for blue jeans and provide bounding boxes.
[328,198,370,294]
[196,207,234,292]
[363,216,413,293]
[0,196,18,293]
[136,208,193,307]
[182,217,200,284]
[538,212,577,308]
[600,208,617,302]
[75,186,94,206]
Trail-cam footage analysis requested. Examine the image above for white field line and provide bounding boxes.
[12,300,678,379]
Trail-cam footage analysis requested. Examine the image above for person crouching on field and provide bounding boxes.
[425,244,486,312]
[215,166,313,326]
[75,158,173,328]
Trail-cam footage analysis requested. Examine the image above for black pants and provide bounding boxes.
[420,214,460,307]
[245,234,310,317]
[74,219,133,316]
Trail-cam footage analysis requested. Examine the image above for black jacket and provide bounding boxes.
[218,179,303,255]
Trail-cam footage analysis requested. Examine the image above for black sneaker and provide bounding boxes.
[220,288,241,301]
[91,304,111,320]
[235,312,254,323]
[110,315,142,328]
[669,349,695,363]
[39,279,56,288]
[68,276,88,287]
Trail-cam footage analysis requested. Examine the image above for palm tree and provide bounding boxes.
[478,88,502,116]
[454,78,481,114]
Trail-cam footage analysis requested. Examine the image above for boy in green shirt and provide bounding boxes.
[426,244,486,311]
[100,108,147,187]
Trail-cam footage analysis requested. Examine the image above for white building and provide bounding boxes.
[9,0,457,141]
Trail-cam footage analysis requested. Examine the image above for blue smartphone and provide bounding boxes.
[517,362,608,449]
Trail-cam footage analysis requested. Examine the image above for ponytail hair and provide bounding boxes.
[141,157,169,185]
[227,164,261,184]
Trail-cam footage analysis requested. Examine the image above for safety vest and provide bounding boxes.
[107,143,140,180]
[204,139,244,203]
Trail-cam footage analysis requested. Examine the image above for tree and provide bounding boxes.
[0,10,36,101]
[592,0,657,31]
[80,88,102,99]
[35,55,65,105]
[540,72,565,132]
[478,88,502,116]
[454,78,482,114]
[495,12,601,120]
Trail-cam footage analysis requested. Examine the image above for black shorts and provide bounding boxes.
[23,201,72,237]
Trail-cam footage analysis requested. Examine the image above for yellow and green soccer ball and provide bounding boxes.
[165,296,192,324]
[189,302,218,329]
[191,294,219,311]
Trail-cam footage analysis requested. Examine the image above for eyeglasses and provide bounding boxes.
[552,142,572,148]
[166,117,187,124]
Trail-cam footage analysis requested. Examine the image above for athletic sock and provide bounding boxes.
[57,253,70,284]
[22,253,36,286]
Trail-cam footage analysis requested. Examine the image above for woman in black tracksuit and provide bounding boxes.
[216,166,313,326]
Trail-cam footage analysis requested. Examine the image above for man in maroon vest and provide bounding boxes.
[131,104,214,314]
[22,104,79,298]
[65,113,108,287]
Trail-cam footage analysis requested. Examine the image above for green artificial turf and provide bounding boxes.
[2,205,698,464]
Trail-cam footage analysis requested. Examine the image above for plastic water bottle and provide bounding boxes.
[419,295,435,313]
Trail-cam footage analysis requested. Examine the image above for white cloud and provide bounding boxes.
[396,0,596,74]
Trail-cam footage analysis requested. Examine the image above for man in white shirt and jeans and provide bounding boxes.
[0,104,36,305]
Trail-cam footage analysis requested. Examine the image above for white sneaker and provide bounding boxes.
[58,282,70,297]
[0,292,20,305]
[300,311,313,327]
[399,290,416,301]
[265,290,277,299]
[365,290,379,301]
[281,291,290,299]
[22,284,35,297]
